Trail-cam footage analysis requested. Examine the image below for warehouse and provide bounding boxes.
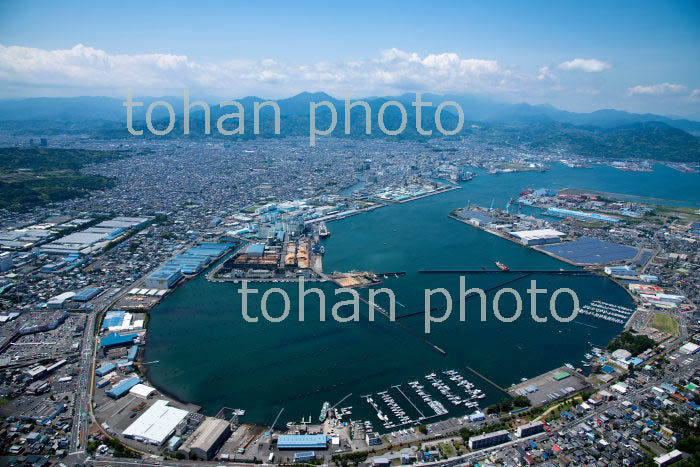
[545,207,619,223]
[129,384,156,398]
[101,310,126,331]
[509,229,566,246]
[95,363,116,377]
[122,399,189,445]
[73,287,102,302]
[106,376,141,399]
[182,418,232,460]
[47,292,75,309]
[145,266,184,289]
[100,333,137,349]
[277,434,329,450]
[246,243,266,257]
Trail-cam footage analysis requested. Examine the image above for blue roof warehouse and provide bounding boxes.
[277,434,329,450]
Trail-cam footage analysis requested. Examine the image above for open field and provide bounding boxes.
[649,313,680,335]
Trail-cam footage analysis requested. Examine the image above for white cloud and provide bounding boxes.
[627,82,687,96]
[0,43,526,98]
[557,58,611,73]
[537,66,555,81]
[690,88,700,100]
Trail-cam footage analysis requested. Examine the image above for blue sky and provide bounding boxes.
[1,0,699,116]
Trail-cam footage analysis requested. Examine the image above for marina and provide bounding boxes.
[360,369,487,430]
[578,300,636,325]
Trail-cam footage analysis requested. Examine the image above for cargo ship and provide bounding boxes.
[319,401,330,422]
[495,261,510,271]
[318,222,330,239]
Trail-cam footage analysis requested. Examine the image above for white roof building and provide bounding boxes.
[129,384,156,398]
[509,229,566,245]
[122,400,189,445]
[47,292,76,308]
[681,342,700,355]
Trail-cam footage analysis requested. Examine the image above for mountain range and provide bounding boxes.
[1,92,700,162]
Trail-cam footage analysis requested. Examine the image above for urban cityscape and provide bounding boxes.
[0,2,700,467]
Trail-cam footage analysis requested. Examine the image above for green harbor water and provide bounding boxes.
[143,163,700,428]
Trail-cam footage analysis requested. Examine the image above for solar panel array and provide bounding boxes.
[538,236,638,264]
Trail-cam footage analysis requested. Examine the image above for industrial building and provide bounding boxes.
[40,217,152,255]
[95,363,116,377]
[122,399,189,445]
[144,242,233,288]
[144,266,184,289]
[101,310,144,332]
[604,265,637,278]
[277,434,330,450]
[294,452,316,462]
[246,243,266,257]
[73,287,102,302]
[182,417,232,460]
[509,229,566,246]
[47,292,76,309]
[129,384,156,398]
[100,333,137,350]
[106,376,141,399]
[468,430,509,450]
[515,420,545,437]
[545,207,619,223]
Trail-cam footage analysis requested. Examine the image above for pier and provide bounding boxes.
[392,384,425,419]
[465,366,509,395]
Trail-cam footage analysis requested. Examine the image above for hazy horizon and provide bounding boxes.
[1,0,699,117]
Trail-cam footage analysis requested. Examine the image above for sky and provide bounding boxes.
[0,0,699,116]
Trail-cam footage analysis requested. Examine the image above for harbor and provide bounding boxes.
[143,165,642,428]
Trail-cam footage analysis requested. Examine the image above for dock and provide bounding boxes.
[465,366,509,395]
[392,384,425,419]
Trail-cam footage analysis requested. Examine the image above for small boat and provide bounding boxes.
[495,261,510,271]
[481,265,487,270]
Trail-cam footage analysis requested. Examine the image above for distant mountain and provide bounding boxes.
[476,120,700,162]
[2,93,700,162]
[0,96,185,122]
[2,93,699,134]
